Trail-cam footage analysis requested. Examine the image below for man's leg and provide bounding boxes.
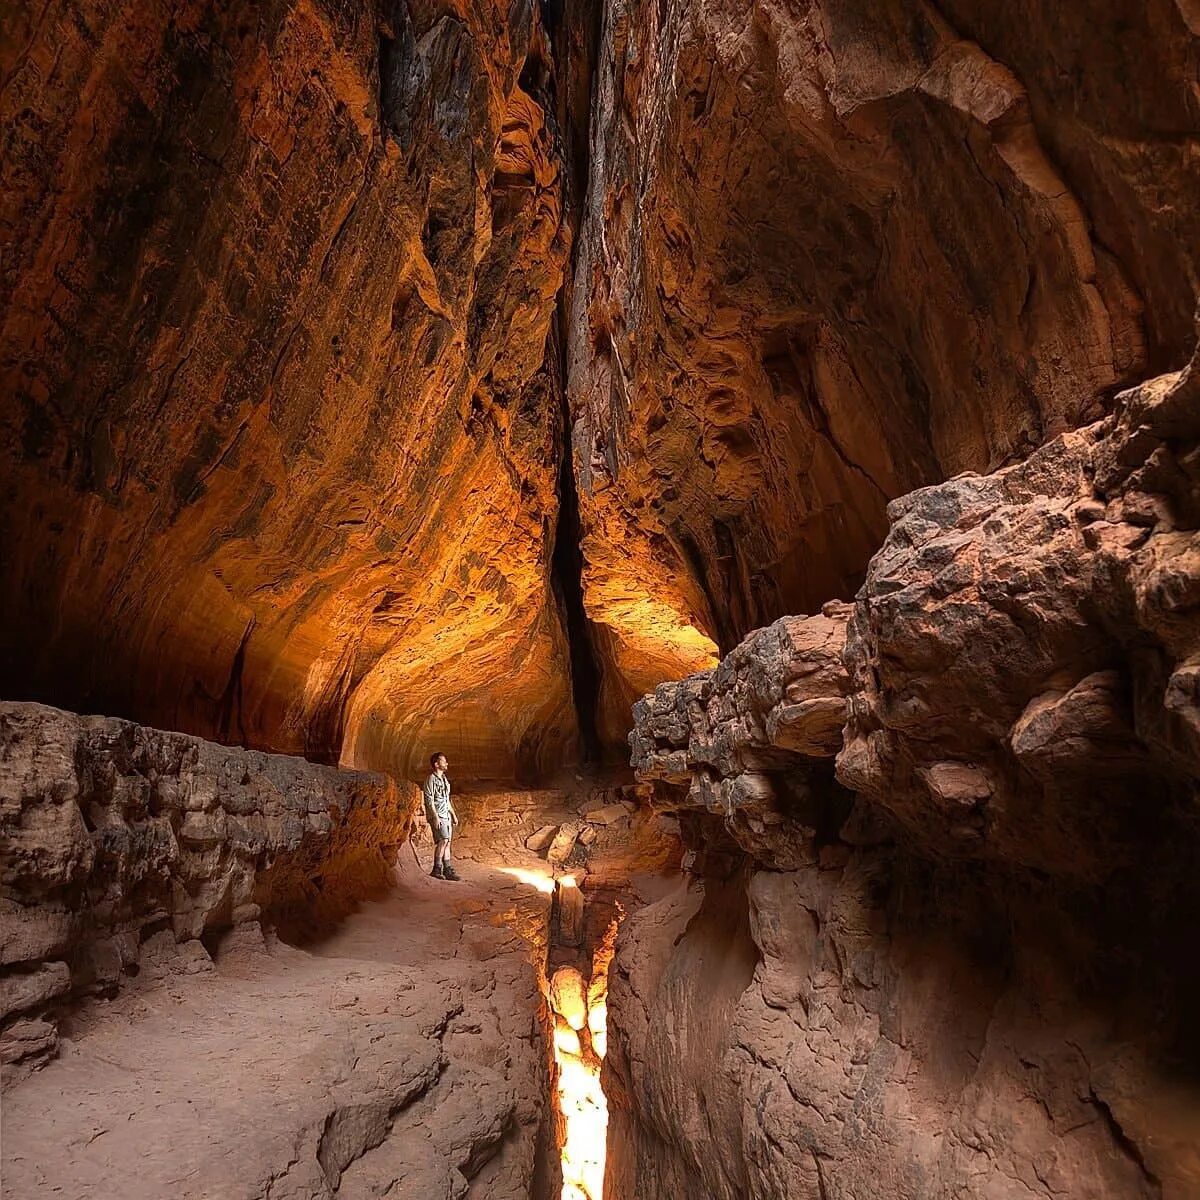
[441,829,460,880]
[432,838,447,876]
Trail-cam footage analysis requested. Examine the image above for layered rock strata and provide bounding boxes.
[0,700,410,1075]
[4,0,1197,774]
[0,0,578,780]
[617,358,1200,1198]
[568,0,1199,745]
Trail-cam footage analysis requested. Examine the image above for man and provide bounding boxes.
[422,752,460,881]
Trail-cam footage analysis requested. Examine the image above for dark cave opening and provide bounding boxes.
[550,331,603,766]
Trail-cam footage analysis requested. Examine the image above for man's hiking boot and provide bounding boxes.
[442,864,461,882]
[430,863,444,880]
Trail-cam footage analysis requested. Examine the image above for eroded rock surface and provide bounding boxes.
[629,601,853,866]
[0,700,409,1074]
[839,356,1200,875]
[620,359,1200,1198]
[0,0,577,781]
[568,0,1198,745]
[1,859,557,1199]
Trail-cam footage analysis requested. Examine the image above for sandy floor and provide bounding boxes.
[0,783,679,1199]
[0,845,557,1199]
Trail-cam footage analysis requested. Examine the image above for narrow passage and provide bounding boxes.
[1,784,680,1200]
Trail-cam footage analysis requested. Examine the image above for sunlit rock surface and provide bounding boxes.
[0,0,576,781]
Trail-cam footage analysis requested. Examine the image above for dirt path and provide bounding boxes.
[0,852,556,1200]
[1,782,680,1199]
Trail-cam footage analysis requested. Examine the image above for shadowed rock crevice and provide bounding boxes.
[550,323,604,766]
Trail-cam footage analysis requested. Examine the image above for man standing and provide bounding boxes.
[422,752,460,881]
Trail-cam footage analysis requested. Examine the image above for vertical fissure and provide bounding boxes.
[546,872,622,1200]
[549,326,602,765]
[544,0,608,768]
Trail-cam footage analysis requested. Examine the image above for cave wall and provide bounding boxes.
[5,0,1196,774]
[567,0,1199,749]
[617,358,1200,1198]
[0,0,581,782]
[0,699,411,1076]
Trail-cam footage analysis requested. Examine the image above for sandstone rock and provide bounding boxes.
[617,354,1200,1199]
[1,859,556,1196]
[569,0,1197,747]
[2,0,1199,1193]
[0,0,578,783]
[0,962,70,1021]
[838,356,1200,876]
[553,1019,582,1061]
[629,603,853,864]
[581,803,628,826]
[631,603,852,779]
[917,762,993,808]
[0,1017,57,1068]
[549,966,588,1031]
[0,701,411,1048]
[604,859,1198,1200]
[555,877,585,948]
[547,821,584,866]
[525,824,559,853]
[0,902,78,969]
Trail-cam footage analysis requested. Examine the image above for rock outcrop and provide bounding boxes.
[617,359,1200,1198]
[630,601,854,867]
[0,0,578,781]
[839,354,1200,875]
[0,700,410,1074]
[567,0,1198,746]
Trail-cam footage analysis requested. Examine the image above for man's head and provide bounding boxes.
[430,752,448,772]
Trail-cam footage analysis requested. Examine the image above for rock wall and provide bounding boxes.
[0,0,578,781]
[568,0,1199,746]
[4,0,1197,771]
[0,700,410,1076]
[617,357,1200,1198]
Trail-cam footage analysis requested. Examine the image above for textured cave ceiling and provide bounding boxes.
[0,0,1196,781]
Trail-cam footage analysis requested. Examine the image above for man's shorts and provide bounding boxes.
[430,816,452,842]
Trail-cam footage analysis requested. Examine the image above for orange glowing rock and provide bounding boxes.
[549,966,588,1030]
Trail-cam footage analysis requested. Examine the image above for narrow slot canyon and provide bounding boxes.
[2,1,1200,1198]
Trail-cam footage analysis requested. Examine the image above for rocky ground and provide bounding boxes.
[1,766,681,1199]
[2,856,554,1200]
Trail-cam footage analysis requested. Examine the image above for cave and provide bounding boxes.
[1,0,1199,1197]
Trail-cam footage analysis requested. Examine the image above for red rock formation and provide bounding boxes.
[1,0,1199,1193]
[620,357,1200,1198]
[568,0,1198,746]
[3,853,560,1198]
[0,0,577,781]
[839,353,1200,873]
[0,699,409,1074]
